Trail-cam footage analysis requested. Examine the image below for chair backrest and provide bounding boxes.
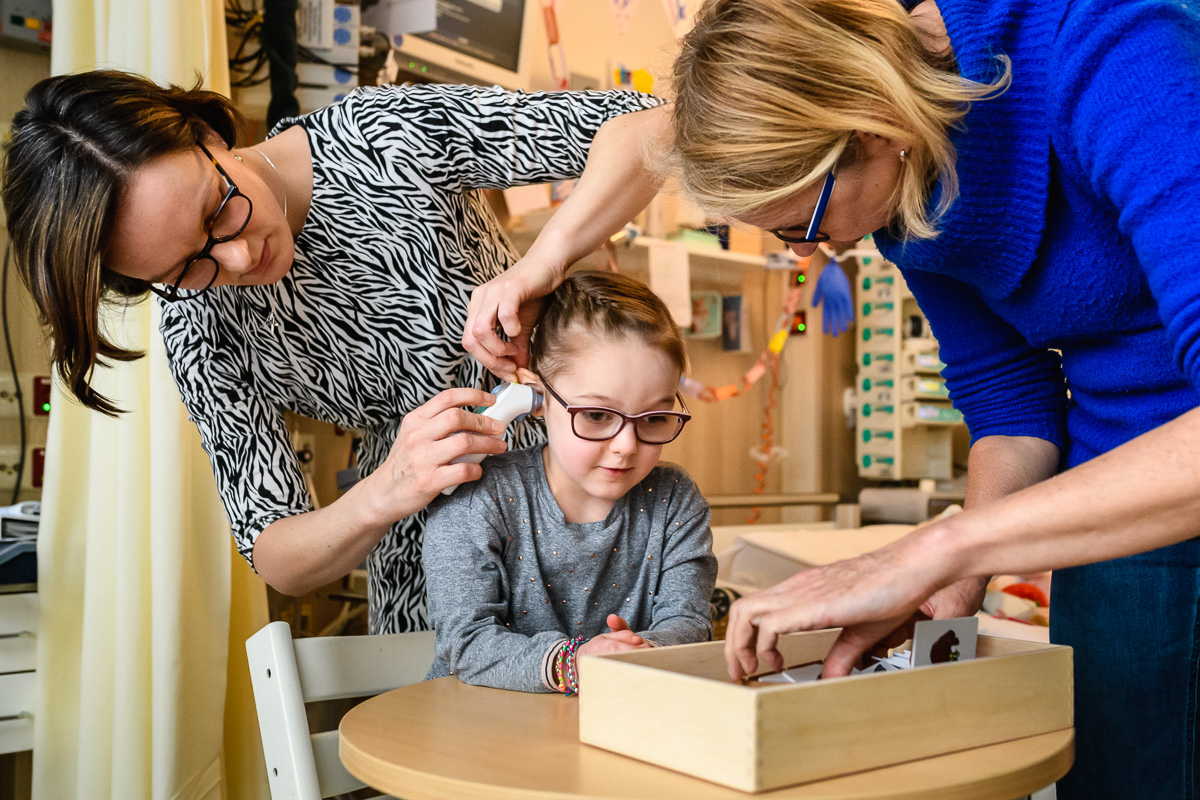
[246,620,435,800]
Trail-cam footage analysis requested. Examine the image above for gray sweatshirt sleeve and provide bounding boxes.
[423,489,565,693]
[639,474,718,647]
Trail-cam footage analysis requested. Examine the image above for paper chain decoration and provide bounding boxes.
[678,277,806,404]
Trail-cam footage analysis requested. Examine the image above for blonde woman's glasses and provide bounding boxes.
[768,170,836,245]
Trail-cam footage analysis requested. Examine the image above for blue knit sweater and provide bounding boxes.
[876,0,1200,468]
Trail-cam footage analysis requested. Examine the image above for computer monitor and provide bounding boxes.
[371,0,531,89]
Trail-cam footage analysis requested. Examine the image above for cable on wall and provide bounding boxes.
[2,243,26,503]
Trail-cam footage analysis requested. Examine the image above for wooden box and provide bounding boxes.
[578,630,1072,792]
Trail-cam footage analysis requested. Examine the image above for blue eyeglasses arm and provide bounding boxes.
[805,171,838,241]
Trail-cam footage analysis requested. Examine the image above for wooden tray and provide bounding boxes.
[578,631,1072,793]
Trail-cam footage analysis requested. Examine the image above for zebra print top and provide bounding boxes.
[158,83,663,633]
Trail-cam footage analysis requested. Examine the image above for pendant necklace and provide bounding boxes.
[235,148,289,333]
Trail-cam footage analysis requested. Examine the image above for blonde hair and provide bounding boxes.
[669,0,1010,240]
[2,70,244,415]
[529,270,687,381]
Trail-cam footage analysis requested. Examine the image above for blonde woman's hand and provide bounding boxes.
[722,536,950,682]
[463,257,567,382]
[365,388,508,523]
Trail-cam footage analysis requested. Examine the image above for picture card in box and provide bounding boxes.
[912,616,979,667]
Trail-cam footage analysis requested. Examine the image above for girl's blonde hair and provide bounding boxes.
[669,0,1010,240]
[2,70,244,416]
[529,270,687,381]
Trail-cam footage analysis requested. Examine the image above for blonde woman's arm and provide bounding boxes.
[463,103,672,380]
[724,407,1200,681]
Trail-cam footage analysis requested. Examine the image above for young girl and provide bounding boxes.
[423,270,717,694]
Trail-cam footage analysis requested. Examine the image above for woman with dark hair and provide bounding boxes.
[3,69,669,634]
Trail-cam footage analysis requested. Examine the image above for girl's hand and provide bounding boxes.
[578,631,651,655]
[723,535,949,682]
[365,388,509,524]
[463,257,567,381]
[604,613,637,636]
[578,614,653,655]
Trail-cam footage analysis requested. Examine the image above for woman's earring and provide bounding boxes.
[899,149,909,162]
[233,154,244,163]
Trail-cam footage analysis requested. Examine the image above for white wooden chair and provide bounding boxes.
[246,620,435,800]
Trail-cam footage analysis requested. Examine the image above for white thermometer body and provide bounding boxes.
[441,383,541,495]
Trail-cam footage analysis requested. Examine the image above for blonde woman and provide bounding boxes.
[465,0,1200,795]
[683,1,1197,798]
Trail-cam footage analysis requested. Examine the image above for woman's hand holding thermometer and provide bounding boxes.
[441,382,542,495]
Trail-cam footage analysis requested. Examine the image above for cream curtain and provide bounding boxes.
[35,2,270,799]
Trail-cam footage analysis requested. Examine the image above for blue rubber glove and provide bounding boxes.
[811,260,854,336]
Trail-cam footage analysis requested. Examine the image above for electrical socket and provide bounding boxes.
[0,447,48,492]
[0,374,53,419]
[0,447,20,490]
[0,378,18,419]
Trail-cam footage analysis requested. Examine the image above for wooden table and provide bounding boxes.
[339,677,1074,800]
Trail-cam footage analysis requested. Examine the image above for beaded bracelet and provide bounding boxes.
[553,643,569,693]
[561,634,588,696]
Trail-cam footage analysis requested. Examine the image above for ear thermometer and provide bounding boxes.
[441,382,542,495]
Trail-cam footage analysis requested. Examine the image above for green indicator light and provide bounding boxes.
[797,274,805,283]
[41,402,50,412]
[421,66,428,72]
[409,62,415,68]
[797,323,805,332]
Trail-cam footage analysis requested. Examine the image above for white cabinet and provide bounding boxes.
[0,592,36,755]
[855,251,964,480]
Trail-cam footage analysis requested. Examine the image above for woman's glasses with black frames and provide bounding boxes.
[540,376,692,445]
[767,170,837,246]
[149,141,253,302]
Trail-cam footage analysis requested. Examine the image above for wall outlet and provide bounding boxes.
[0,374,54,419]
[0,447,46,491]
[0,378,18,419]
[0,447,21,490]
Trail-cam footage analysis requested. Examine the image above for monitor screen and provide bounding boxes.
[415,0,526,73]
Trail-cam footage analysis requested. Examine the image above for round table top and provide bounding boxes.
[339,677,1074,800]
